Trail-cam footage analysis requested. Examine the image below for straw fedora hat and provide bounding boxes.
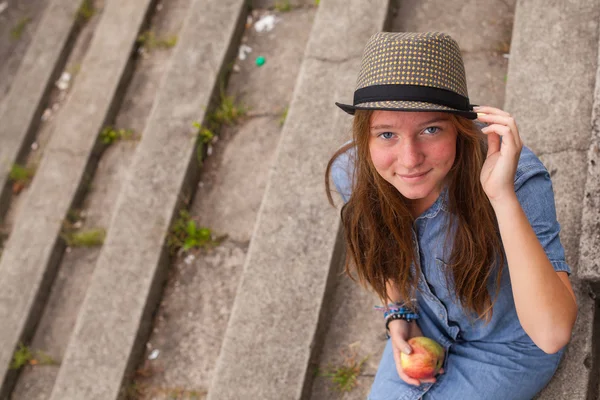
[336,31,477,119]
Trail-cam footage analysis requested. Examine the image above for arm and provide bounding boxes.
[491,194,577,354]
[476,106,577,354]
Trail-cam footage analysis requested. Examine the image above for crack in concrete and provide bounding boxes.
[307,54,362,64]
[535,147,589,158]
[244,111,282,119]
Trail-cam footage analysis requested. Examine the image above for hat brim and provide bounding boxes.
[335,100,477,120]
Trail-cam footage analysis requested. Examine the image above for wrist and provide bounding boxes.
[388,318,410,332]
[488,192,519,211]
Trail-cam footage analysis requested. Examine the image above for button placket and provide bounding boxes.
[413,228,460,341]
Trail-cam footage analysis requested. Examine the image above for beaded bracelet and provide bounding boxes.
[385,312,419,339]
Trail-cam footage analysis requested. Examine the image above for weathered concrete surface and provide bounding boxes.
[578,32,600,289]
[505,0,599,156]
[206,1,389,399]
[535,151,595,400]
[131,8,316,398]
[505,0,599,398]
[0,0,156,397]
[0,0,51,112]
[9,247,100,400]
[48,0,248,398]
[0,0,82,219]
[195,8,316,241]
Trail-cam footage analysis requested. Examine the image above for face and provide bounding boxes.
[368,110,458,217]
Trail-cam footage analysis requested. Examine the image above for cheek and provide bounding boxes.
[429,138,456,168]
[369,145,396,173]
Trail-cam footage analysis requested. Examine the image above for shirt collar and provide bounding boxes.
[415,185,449,220]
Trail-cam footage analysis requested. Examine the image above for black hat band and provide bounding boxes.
[353,84,473,112]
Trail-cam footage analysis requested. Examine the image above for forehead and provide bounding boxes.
[370,110,451,128]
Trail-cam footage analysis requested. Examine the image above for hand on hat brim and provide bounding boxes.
[476,106,523,204]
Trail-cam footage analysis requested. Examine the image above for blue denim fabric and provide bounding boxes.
[331,145,571,400]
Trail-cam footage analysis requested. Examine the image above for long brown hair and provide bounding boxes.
[325,110,505,322]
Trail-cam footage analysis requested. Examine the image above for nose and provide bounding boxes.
[398,139,424,169]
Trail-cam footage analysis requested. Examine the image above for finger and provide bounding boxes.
[419,377,437,384]
[398,369,423,386]
[473,105,510,117]
[392,347,421,386]
[476,113,521,147]
[481,124,517,150]
[438,368,445,375]
[484,130,501,157]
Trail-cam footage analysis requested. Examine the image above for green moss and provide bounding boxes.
[275,0,292,12]
[137,30,178,52]
[279,107,288,126]
[11,17,31,40]
[100,126,134,145]
[77,0,95,22]
[62,228,106,247]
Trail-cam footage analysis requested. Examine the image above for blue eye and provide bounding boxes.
[423,126,440,135]
[379,132,394,139]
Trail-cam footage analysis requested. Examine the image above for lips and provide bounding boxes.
[400,170,430,178]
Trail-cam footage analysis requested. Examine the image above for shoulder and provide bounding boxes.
[514,146,551,192]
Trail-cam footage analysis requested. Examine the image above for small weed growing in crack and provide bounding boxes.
[11,17,31,40]
[10,343,33,369]
[315,0,320,6]
[137,30,178,52]
[193,121,215,164]
[10,343,59,370]
[279,107,289,126]
[77,0,95,22]
[209,92,246,126]
[193,122,215,145]
[9,164,35,194]
[275,0,292,12]
[318,344,369,393]
[167,210,224,254]
[100,126,135,145]
[192,89,245,164]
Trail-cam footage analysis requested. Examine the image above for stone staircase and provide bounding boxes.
[0,0,598,399]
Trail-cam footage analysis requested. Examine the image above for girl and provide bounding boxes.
[326,32,577,400]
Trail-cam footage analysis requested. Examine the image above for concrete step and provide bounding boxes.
[47,0,248,398]
[7,1,194,398]
[579,4,600,295]
[505,0,600,398]
[0,0,157,397]
[206,1,390,399]
[0,0,81,220]
[125,6,319,398]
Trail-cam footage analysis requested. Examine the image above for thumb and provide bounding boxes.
[392,336,412,355]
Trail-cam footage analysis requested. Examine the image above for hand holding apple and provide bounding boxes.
[389,320,444,386]
[400,337,445,380]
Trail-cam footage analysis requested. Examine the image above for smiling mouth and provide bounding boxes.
[399,170,431,178]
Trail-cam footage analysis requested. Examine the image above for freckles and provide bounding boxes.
[371,149,395,172]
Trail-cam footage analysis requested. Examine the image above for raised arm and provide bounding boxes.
[476,106,577,354]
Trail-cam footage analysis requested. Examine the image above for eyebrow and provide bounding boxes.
[370,116,451,130]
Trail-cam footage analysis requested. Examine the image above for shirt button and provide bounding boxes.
[439,313,443,319]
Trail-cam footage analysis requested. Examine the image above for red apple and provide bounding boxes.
[400,336,445,379]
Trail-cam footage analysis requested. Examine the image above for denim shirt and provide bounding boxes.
[331,145,571,400]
